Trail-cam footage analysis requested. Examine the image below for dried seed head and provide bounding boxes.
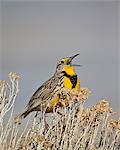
[70,88,90,102]
[8,72,20,80]
[91,99,113,114]
[109,119,120,131]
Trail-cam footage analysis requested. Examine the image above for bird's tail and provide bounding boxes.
[14,109,31,124]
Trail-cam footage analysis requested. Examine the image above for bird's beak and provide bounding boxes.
[70,53,80,60]
[69,53,82,67]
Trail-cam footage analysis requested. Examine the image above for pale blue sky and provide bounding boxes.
[0,1,120,115]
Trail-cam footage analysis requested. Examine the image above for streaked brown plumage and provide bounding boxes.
[15,54,81,122]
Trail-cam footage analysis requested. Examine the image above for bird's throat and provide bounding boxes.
[63,66,75,76]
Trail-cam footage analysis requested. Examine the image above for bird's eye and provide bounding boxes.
[61,61,64,63]
[67,61,70,65]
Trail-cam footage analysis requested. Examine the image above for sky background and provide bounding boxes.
[0,1,120,116]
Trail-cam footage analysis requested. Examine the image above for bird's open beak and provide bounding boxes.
[69,53,82,67]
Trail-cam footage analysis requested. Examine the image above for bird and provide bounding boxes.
[15,54,81,122]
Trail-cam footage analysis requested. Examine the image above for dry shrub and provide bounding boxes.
[0,73,120,150]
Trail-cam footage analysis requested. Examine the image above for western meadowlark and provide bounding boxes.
[16,54,81,121]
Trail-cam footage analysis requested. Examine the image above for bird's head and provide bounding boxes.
[56,53,81,73]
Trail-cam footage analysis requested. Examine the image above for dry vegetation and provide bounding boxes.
[0,72,120,150]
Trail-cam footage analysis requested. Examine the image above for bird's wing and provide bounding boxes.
[26,75,61,109]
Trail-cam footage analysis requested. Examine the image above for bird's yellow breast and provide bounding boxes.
[63,65,80,90]
[64,77,80,90]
